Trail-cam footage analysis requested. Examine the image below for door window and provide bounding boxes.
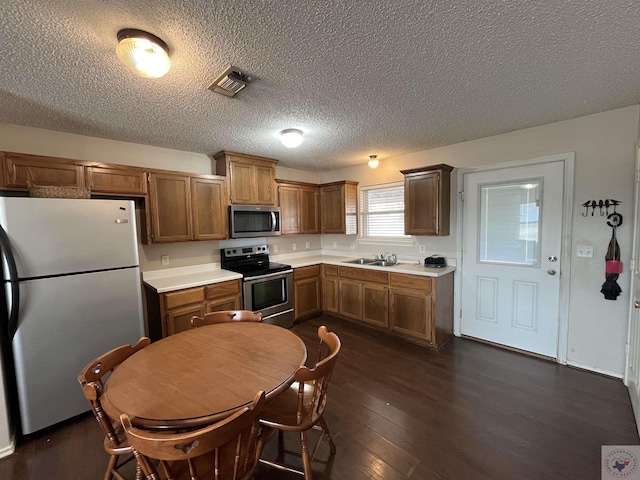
[478,180,541,266]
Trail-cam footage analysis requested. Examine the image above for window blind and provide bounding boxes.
[359,183,408,238]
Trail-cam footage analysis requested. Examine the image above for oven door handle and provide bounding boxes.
[244,270,293,282]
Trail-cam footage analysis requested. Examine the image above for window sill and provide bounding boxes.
[357,238,415,247]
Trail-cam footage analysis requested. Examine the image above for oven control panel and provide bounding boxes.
[223,244,269,258]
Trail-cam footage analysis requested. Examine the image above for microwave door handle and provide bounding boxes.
[271,211,277,231]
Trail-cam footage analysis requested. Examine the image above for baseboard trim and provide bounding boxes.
[567,360,623,379]
[0,436,16,459]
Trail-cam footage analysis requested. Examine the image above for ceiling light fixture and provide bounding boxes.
[280,129,304,148]
[368,155,379,169]
[116,29,171,79]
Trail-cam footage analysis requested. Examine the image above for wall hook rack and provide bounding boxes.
[581,199,620,217]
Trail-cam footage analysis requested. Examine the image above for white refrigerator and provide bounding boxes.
[0,197,144,435]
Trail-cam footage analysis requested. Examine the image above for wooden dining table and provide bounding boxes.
[102,322,307,429]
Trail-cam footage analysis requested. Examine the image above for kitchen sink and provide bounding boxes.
[343,258,377,265]
[370,260,397,267]
[343,258,398,267]
[343,258,378,265]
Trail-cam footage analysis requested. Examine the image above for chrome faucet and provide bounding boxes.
[388,254,398,265]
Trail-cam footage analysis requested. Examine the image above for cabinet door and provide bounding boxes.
[165,304,204,337]
[295,276,321,320]
[389,287,432,343]
[322,276,339,314]
[191,176,227,240]
[362,284,389,328]
[254,164,276,205]
[321,185,345,233]
[86,166,147,195]
[2,153,84,189]
[148,173,192,242]
[339,279,363,321]
[404,172,439,235]
[300,186,319,234]
[279,185,301,234]
[229,161,254,204]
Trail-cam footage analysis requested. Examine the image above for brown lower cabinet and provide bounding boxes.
[316,265,453,349]
[144,279,242,340]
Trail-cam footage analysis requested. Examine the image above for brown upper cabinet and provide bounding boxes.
[320,180,358,235]
[401,164,453,236]
[86,165,147,195]
[277,180,320,235]
[214,151,277,205]
[148,172,227,243]
[190,176,228,240]
[1,152,85,189]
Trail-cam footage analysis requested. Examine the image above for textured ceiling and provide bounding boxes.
[1,1,639,172]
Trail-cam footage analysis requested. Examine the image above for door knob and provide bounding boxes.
[635,300,640,309]
[547,269,557,276]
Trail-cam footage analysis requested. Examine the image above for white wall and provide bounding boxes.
[320,105,640,377]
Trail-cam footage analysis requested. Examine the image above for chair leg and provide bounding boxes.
[300,431,313,480]
[318,417,336,455]
[104,455,117,480]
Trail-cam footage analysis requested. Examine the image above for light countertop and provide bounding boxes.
[143,253,455,293]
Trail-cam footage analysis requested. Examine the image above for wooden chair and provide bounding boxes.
[257,325,341,480]
[78,337,151,480]
[120,391,266,480]
[190,310,263,328]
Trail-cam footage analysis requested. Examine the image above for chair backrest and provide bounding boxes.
[78,337,151,445]
[294,326,341,421]
[121,391,266,480]
[191,310,263,328]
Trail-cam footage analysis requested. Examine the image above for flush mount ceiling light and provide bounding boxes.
[280,129,304,148]
[368,155,380,169]
[116,29,171,78]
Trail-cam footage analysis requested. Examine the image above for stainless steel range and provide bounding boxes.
[221,244,294,328]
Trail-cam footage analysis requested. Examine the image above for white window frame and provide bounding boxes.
[358,182,414,246]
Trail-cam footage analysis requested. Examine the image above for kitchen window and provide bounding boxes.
[359,182,412,244]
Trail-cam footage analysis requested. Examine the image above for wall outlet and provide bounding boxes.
[419,245,426,254]
[273,244,278,253]
[333,241,337,248]
[161,255,169,266]
[577,245,593,258]
[350,242,355,249]
[305,242,310,249]
[292,243,297,251]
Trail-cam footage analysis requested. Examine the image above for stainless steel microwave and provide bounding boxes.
[229,205,281,238]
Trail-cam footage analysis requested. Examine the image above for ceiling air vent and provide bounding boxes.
[208,66,254,97]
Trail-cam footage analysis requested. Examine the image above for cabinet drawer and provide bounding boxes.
[389,273,432,293]
[294,264,321,280]
[339,266,388,285]
[323,264,339,277]
[163,287,205,310]
[206,279,241,300]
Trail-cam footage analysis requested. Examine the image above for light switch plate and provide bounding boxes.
[161,255,169,266]
[305,242,310,249]
[419,245,426,254]
[577,245,593,258]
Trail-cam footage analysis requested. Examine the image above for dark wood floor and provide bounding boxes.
[1,314,637,479]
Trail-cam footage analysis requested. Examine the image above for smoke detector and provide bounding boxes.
[208,66,254,97]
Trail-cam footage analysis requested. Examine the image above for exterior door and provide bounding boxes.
[461,161,564,357]
[625,150,640,434]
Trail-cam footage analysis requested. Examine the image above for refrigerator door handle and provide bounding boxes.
[0,225,20,339]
